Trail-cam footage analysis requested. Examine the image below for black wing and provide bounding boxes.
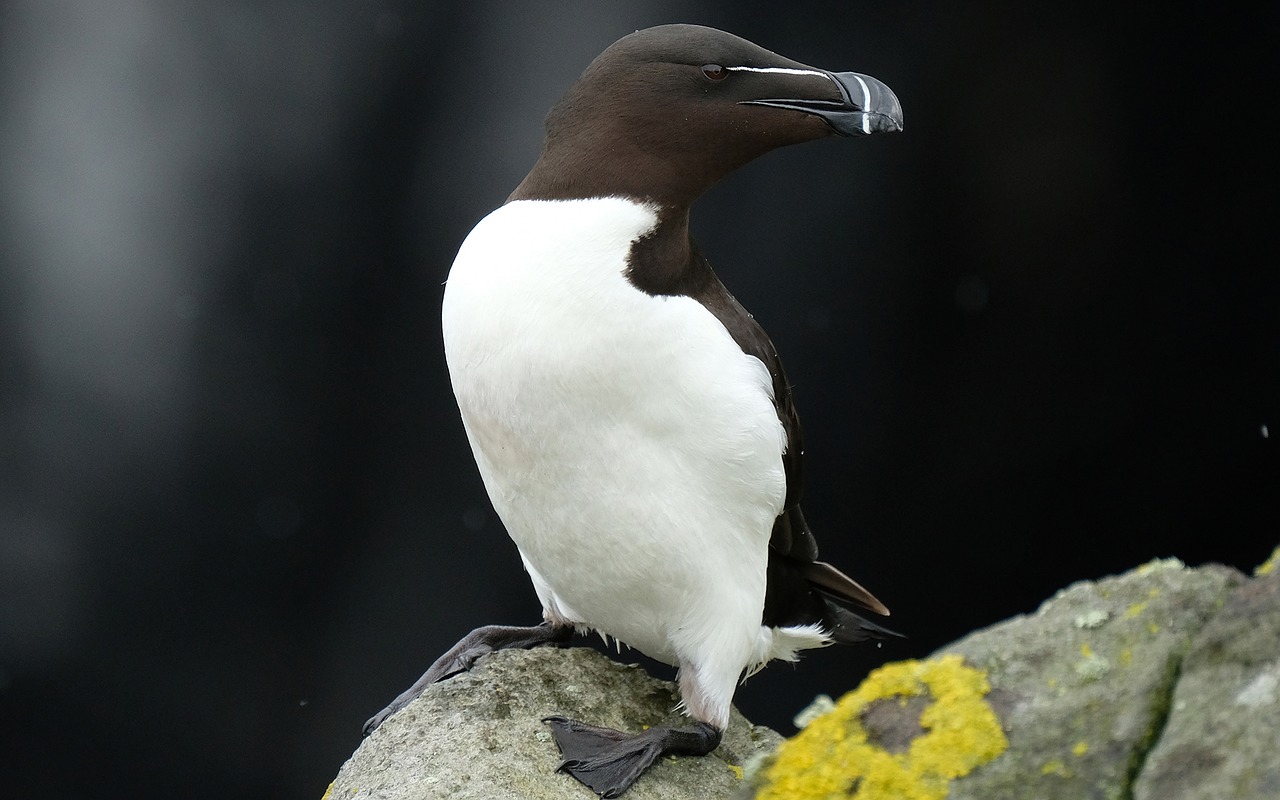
[626,220,894,637]
[679,242,894,636]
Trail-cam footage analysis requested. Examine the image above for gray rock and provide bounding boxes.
[326,646,781,800]
[1134,563,1280,800]
[941,559,1244,800]
[748,558,1275,799]
[329,557,1280,800]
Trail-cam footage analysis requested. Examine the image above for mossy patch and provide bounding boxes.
[755,654,1008,800]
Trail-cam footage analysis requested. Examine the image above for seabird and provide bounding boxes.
[365,23,904,797]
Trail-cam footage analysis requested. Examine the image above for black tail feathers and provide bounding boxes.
[823,598,905,644]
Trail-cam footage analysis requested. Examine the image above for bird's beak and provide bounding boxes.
[744,71,904,137]
[823,72,904,135]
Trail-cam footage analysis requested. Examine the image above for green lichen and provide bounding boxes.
[1136,557,1185,576]
[1075,642,1111,681]
[793,694,836,729]
[1074,609,1110,629]
[755,654,1008,800]
[1121,647,1184,797]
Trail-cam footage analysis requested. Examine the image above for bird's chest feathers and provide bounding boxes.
[441,198,784,502]
[447,200,739,415]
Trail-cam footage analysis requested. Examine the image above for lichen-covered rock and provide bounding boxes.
[325,647,780,800]
[939,558,1244,800]
[1133,558,1280,799]
[750,654,1008,800]
[748,558,1269,800]
[328,555,1280,800]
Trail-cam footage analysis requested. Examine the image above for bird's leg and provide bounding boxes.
[544,716,722,798]
[363,621,573,735]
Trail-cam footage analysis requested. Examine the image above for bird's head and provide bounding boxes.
[512,24,903,207]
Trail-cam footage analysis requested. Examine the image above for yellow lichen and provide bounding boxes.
[1124,601,1148,619]
[320,783,333,800]
[1041,758,1072,777]
[729,763,744,780]
[756,654,1008,800]
[1073,741,1089,757]
[1119,648,1133,667]
[1256,545,1280,577]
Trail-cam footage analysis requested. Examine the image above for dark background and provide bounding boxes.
[1,2,1274,798]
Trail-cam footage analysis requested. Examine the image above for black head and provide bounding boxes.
[511,24,903,207]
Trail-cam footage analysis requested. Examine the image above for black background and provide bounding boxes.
[1,3,1274,799]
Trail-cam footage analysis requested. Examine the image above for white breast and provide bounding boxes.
[441,198,787,670]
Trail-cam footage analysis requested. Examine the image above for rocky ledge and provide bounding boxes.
[327,550,1280,799]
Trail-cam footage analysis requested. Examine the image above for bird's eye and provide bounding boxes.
[701,64,726,81]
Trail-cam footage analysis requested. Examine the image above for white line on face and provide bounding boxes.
[728,65,874,129]
[726,65,846,103]
[725,65,829,79]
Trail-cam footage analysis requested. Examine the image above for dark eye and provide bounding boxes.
[701,64,726,81]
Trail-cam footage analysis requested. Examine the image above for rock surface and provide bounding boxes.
[327,555,1280,799]
[325,646,781,800]
[1133,559,1280,799]
[748,557,1280,799]
[939,559,1243,800]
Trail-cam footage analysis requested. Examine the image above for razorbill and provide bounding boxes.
[365,23,904,797]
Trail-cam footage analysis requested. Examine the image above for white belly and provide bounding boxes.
[441,198,786,667]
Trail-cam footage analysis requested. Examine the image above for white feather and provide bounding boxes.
[443,197,803,728]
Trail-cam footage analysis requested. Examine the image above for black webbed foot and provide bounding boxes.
[544,715,722,798]
[363,622,571,735]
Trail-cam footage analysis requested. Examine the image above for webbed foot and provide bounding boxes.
[544,715,721,798]
[363,622,571,735]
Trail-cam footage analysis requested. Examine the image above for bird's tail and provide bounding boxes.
[823,598,904,643]
[802,560,904,643]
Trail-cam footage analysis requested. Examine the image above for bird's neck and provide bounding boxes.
[625,207,721,299]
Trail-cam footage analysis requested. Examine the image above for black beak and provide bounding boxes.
[744,71,904,137]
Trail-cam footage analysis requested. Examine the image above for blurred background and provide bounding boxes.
[0,2,1273,798]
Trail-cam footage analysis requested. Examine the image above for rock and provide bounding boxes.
[328,555,1280,800]
[1133,558,1280,799]
[748,557,1280,799]
[325,646,781,800]
[939,558,1245,800]
[744,652,1010,799]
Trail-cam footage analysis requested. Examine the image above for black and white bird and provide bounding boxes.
[365,23,903,797]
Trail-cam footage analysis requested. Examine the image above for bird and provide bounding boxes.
[364,23,904,798]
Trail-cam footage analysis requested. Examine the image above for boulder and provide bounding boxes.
[748,555,1280,799]
[325,646,781,800]
[1133,555,1280,799]
[326,552,1280,799]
